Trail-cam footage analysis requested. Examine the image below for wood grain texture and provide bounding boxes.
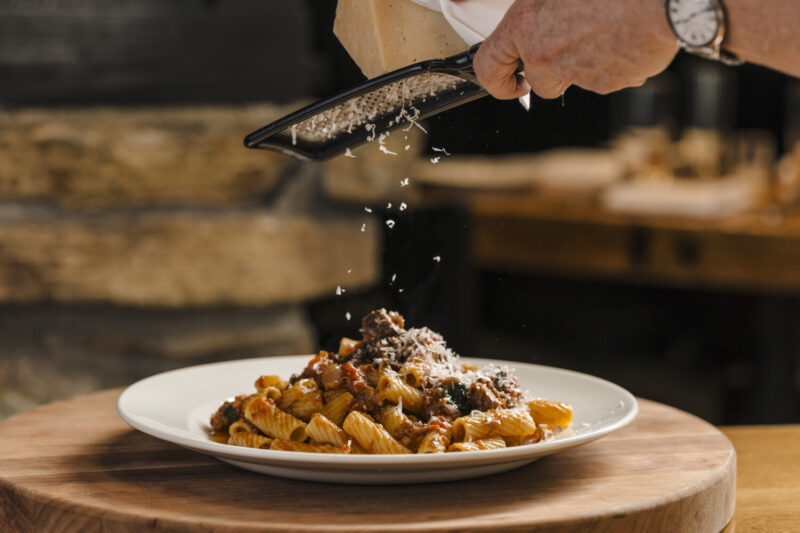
[721,426,800,533]
[0,389,736,533]
[458,190,800,293]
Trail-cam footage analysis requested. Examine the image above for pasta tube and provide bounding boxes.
[416,427,451,454]
[228,431,273,449]
[378,404,420,448]
[279,378,323,422]
[377,373,423,414]
[343,411,411,454]
[244,396,307,442]
[255,375,286,400]
[400,363,429,387]
[452,408,536,442]
[288,389,324,422]
[270,440,350,454]
[378,403,411,435]
[255,375,287,393]
[319,391,354,427]
[279,379,318,410]
[228,419,259,434]
[306,413,349,446]
[526,399,574,427]
[448,437,507,452]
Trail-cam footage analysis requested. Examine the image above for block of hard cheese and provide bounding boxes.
[334,0,468,78]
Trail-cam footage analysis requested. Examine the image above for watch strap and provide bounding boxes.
[680,43,743,67]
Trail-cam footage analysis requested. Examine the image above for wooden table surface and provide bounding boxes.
[720,425,800,532]
[0,388,796,532]
[425,189,800,294]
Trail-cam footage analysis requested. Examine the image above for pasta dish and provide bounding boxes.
[210,309,573,454]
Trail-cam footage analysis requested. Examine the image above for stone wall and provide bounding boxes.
[0,105,392,418]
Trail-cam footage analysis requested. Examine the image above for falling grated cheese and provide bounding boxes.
[378,132,398,155]
[364,207,373,213]
[431,157,440,164]
[433,256,441,263]
[346,312,352,321]
[400,178,410,187]
[399,202,407,211]
[365,123,377,143]
[344,147,356,158]
[386,219,396,228]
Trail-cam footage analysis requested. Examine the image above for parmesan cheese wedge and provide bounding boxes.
[334,0,468,79]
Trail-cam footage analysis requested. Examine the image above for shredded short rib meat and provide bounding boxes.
[290,350,336,387]
[422,382,464,420]
[468,370,524,412]
[360,309,405,344]
[209,394,247,432]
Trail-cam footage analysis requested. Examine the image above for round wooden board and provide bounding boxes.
[0,389,735,533]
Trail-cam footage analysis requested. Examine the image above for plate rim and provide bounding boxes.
[118,354,638,469]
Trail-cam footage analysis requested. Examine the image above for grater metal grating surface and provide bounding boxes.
[244,44,489,161]
[290,72,472,144]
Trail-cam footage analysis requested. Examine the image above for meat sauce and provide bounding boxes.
[210,309,525,440]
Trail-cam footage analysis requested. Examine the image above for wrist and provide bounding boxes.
[651,0,680,48]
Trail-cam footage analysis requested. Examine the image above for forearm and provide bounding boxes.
[725,0,800,77]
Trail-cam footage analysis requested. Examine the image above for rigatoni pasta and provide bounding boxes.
[270,440,350,454]
[319,391,354,426]
[451,408,537,442]
[306,413,349,446]
[377,372,423,414]
[228,431,273,449]
[448,437,507,452]
[209,309,572,454]
[526,399,574,428]
[343,411,411,454]
[244,396,307,442]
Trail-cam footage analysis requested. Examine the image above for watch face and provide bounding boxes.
[668,0,721,47]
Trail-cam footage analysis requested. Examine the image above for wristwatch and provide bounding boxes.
[665,0,743,66]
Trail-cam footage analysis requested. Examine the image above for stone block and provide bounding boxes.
[0,304,317,419]
[0,105,298,208]
[0,206,378,306]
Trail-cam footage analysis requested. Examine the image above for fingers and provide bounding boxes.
[475,40,569,100]
[473,19,569,100]
[522,68,571,99]
[473,31,531,100]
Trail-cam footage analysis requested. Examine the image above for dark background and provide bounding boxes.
[1,0,797,425]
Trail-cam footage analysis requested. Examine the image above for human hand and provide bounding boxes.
[457,0,680,99]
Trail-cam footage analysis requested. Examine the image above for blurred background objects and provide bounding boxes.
[0,0,797,424]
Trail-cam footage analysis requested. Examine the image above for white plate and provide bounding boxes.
[118,355,637,484]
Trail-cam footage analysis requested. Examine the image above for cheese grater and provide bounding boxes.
[244,44,487,161]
